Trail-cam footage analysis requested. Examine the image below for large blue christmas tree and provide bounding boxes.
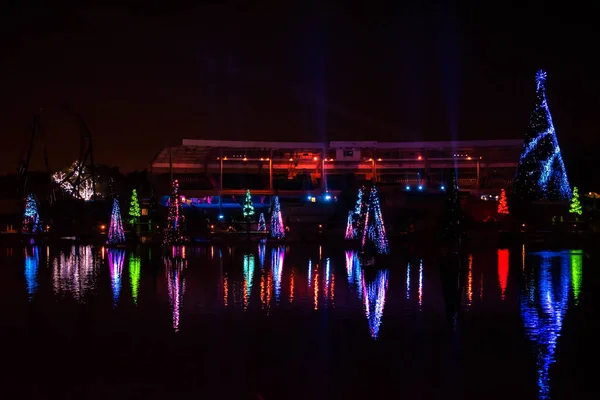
[513,70,571,202]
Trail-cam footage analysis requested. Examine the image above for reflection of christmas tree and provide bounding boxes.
[107,198,126,245]
[498,188,509,215]
[569,186,582,218]
[23,193,41,233]
[345,210,356,239]
[164,180,186,246]
[513,70,571,202]
[243,189,255,219]
[257,212,266,232]
[128,189,141,224]
[270,196,285,239]
[361,186,389,255]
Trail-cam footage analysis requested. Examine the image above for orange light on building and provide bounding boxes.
[377,158,382,161]
[243,157,247,161]
[260,157,264,161]
[467,156,472,160]
[368,158,373,161]
[417,155,422,160]
[100,225,106,230]
[217,157,220,160]
[313,156,318,161]
[266,157,270,160]
[289,158,293,162]
[223,157,228,160]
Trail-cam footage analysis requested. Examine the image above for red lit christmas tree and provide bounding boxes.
[498,188,509,215]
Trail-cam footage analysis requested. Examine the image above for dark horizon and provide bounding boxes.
[1,3,599,187]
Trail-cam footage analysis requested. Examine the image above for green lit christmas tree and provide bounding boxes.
[128,189,141,224]
[569,186,582,219]
[243,189,255,219]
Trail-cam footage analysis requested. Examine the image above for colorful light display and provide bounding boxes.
[354,186,367,240]
[128,189,141,224]
[23,193,41,233]
[269,196,285,239]
[513,70,571,202]
[361,186,389,255]
[163,180,186,246]
[52,160,98,201]
[497,188,509,215]
[53,246,96,302]
[129,253,141,305]
[569,186,582,216]
[243,189,255,219]
[521,251,578,399]
[165,257,186,331]
[258,212,266,232]
[24,246,39,301]
[345,210,356,239]
[108,249,125,306]
[243,253,255,310]
[271,247,285,302]
[107,198,126,245]
[362,269,389,340]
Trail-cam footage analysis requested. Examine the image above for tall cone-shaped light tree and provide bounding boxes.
[497,188,509,215]
[513,70,571,202]
[107,198,126,245]
[163,180,186,246]
[270,196,285,239]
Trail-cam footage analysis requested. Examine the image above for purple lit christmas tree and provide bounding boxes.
[258,212,266,232]
[163,179,186,246]
[361,186,389,255]
[107,198,126,245]
[513,70,571,202]
[270,196,285,239]
[345,210,356,240]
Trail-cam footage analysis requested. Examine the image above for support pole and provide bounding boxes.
[269,158,273,192]
[321,151,326,192]
[169,146,173,185]
[476,160,480,188]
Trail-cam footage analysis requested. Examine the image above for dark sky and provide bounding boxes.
[1,2,599,186]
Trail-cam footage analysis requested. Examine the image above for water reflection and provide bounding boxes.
[24,246,39,300]
[521,251,583,399]
[362,269,389,340]
[129,253,141,305]
[570,250,582,305]
[271,247,284,302]
[53,246,97,301]
[345,251,363,298]
[165,257,186,332]
[498,249,509,300]
[243,253,255,310]
[108,249,125,306]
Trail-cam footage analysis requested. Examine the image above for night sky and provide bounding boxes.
[1,2,599,186]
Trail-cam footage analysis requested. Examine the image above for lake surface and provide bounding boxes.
[0,242,595,399]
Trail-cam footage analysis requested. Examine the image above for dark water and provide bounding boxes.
[0,243,596,399]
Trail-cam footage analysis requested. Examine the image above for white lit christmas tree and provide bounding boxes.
[354,186,368,240]
[513,70,571,201]
[107,198,126,245]
[345,210,356,239]
[164,179,186,246]
[258,212,266,232]
[361,186,389,255]
[270,196,285,239]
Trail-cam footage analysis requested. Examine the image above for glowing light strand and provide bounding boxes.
[361,186,389,255]
[108,249,125,306]
[257,213,266,232]
[163,180,186,246]
[345,210,356,240]
[362,269,389,339]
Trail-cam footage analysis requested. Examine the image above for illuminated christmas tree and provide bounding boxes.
[498,188,509,215]
[354,186,368,240]
[257,212,266,232]
[243,189,255,219]
[164,180,186,246]
[513,70,571,202]
[361,186,389,255]
[270,196,285,239]
[128,189,141,224]
[23,193,41,233]
[345,210,356,240]
[569,186,582,217]
[107,198,126,245]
